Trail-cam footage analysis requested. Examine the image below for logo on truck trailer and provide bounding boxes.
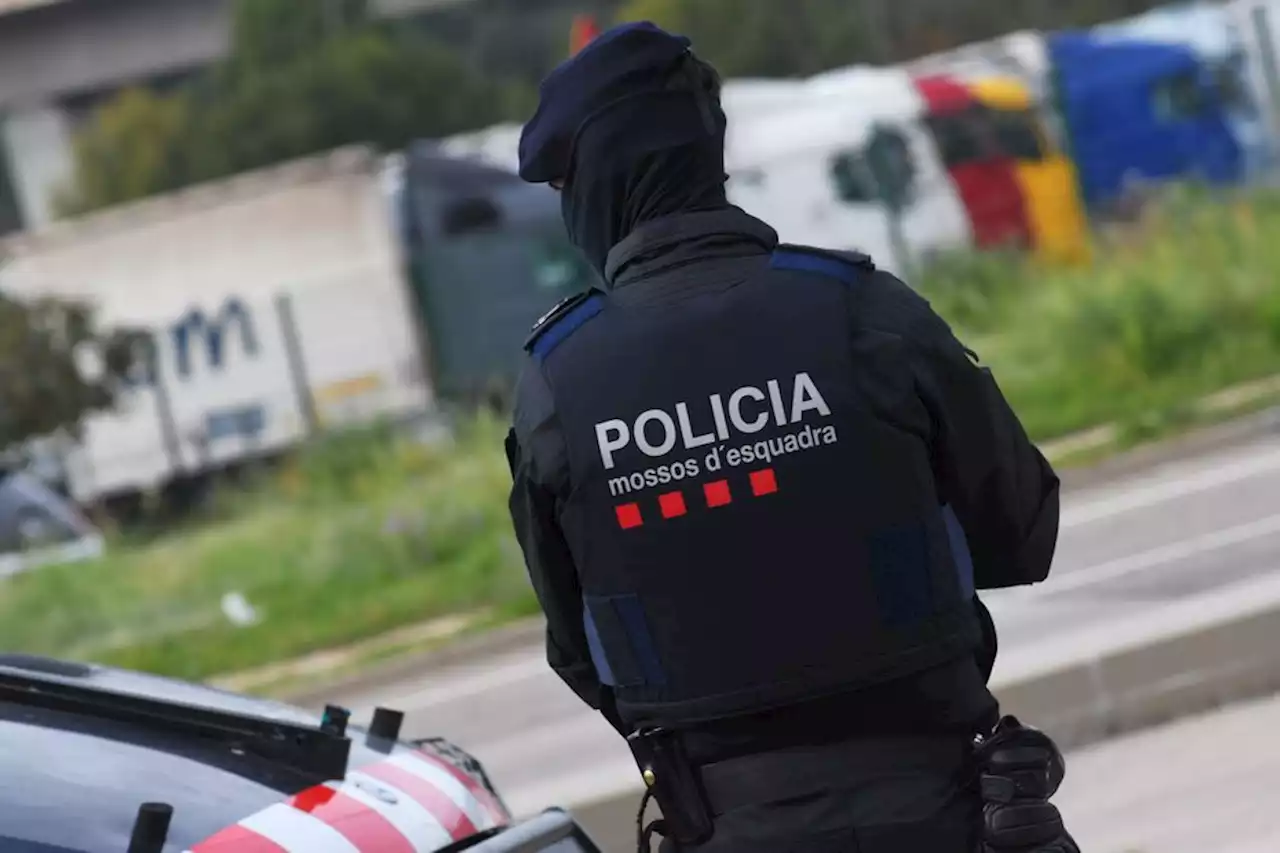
[170,298,259,380]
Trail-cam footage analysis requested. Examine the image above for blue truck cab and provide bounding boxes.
[1048,31,1243,212]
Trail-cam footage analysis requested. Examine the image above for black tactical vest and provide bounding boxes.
[526,245,980,729]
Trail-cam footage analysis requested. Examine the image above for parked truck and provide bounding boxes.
[0,144,588,507]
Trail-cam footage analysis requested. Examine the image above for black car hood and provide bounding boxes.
[0,712,292,851]
[0,660,511,852]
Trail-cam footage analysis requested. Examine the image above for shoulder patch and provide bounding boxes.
[769,244,875,285]
[524,289,605,357]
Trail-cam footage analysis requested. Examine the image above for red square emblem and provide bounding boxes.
[750,468,778,496]
[615,503,643,529]
[704,480,732,507]
[659,491,687,518]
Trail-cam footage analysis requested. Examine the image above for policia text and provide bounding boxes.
[597,372,838,497]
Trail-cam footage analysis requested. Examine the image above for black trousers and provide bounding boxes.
[658,735,978,853]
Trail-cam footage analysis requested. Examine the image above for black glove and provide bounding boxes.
[974,716,1079,852]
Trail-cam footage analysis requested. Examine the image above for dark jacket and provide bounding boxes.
[505,207,1060,757]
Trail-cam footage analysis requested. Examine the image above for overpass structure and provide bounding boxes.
[0,0,467,234]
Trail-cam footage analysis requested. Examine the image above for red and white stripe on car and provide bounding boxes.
[187,748,510,852]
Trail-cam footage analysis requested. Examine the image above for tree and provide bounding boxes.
[0,287,141,457]
[616,0,875,78]
[616,0,1176,78]
[54,88,193,217]
[57,0,531,214]
[181,30,521,184]
[396,0,628,82]
[229,0,369,72]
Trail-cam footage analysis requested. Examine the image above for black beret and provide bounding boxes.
[518,21,696,184]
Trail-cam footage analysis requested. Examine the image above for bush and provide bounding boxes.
[917,186,1280,440]
[275,419,444,506]
[914,247,1026,333]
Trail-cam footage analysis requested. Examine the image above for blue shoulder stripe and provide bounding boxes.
[770,248,867,285]
[530,293,605,358]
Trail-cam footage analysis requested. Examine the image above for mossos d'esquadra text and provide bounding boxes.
[595,371,840,497]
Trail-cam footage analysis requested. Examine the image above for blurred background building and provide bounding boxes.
[0,0,483,233]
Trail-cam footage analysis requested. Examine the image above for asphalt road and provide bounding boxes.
[333,430,1280,851]
[1052,691,1280,853]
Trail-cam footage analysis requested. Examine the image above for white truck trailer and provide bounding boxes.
[0,146,434,504]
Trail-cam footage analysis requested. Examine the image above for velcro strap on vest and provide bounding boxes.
[584,593,667,688]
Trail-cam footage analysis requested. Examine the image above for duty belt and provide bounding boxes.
[697,734,973,817]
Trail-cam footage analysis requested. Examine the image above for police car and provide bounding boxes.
[0,654,604,852]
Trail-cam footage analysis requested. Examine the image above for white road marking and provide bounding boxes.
[350,649,548,718]
[1060,442,1280,528]
[992,512,1280,602]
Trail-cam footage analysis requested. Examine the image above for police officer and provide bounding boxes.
[504,21,1079,853]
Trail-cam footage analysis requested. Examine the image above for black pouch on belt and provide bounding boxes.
[627,727,715,847]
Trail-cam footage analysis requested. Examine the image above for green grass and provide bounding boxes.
[920,185,1280,442]
[6,185,1280,684]
[0,413,538,682]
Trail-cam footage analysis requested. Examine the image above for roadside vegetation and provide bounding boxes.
[0,415,539,682]
[919,186,1280,442]
[7,185,1280,683]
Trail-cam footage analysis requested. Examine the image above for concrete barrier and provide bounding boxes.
[1056,404,1280,491]
[990,570,1280,750]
